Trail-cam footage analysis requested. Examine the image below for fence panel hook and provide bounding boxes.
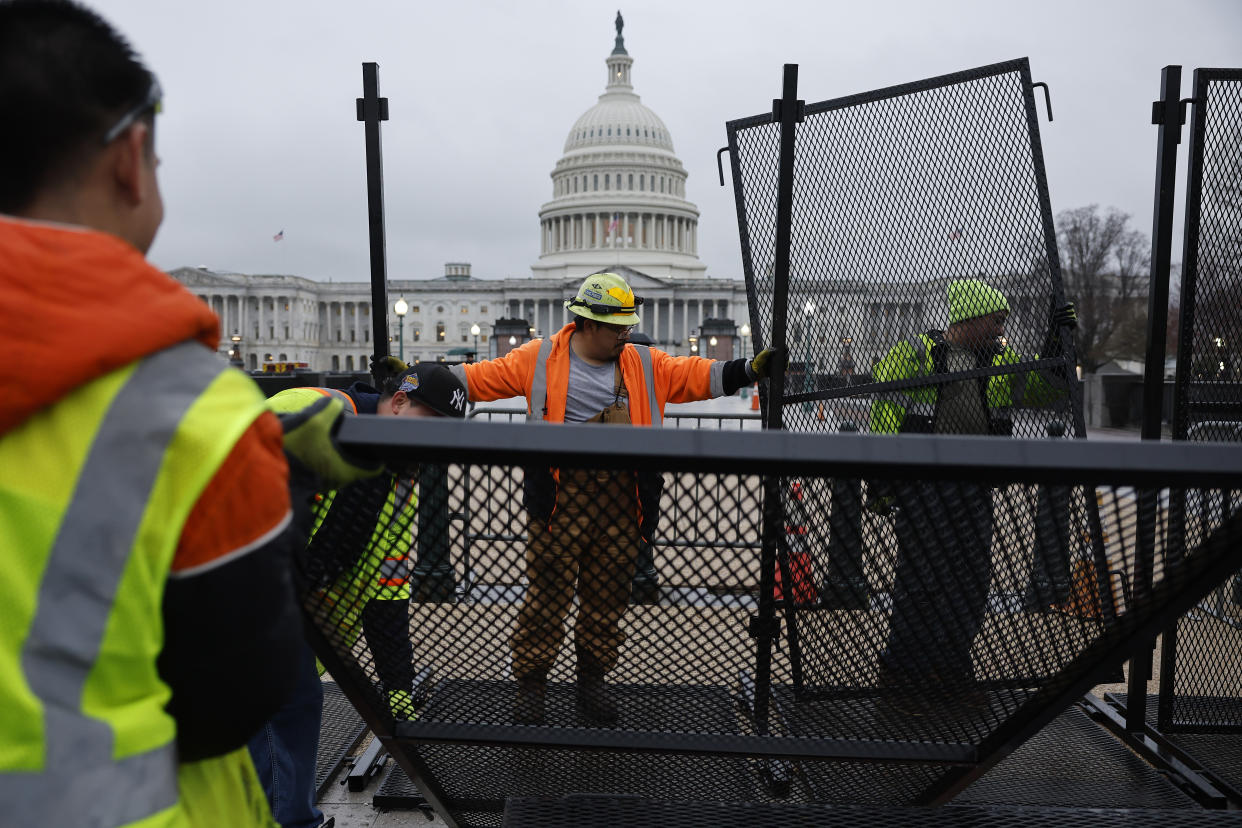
[1031,81,1053,122]
[717,146,729,186]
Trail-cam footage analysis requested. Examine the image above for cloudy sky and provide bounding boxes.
[95,0,1240,284]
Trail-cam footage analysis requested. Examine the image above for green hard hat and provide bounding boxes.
[565,272,643,326]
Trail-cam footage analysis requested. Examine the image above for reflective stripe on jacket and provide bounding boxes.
[454,322,727,423]
[868,331,1063,435]
[0,341,275,827]
[454,322,728,540]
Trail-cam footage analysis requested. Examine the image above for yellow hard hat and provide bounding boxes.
[565,272,643,326]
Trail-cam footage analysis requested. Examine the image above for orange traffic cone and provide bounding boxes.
[817,402,825,421]
[751,385,760,410]
[774,482,819,606]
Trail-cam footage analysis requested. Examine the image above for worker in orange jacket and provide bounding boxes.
[451,272,773,725]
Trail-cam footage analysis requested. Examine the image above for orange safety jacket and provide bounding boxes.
[455,322,730,540]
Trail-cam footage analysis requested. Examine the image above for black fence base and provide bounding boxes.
[1101,693,1242,808]
[315,682,369,802]
[503,796,1242,828]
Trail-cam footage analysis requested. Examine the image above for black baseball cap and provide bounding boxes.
[395,363,467,418]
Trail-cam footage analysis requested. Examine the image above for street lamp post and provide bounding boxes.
[393,296,408,362]
[739,323,751,360]
[470,323,480,363]
[688,332,698,354]
[229,333,243,368]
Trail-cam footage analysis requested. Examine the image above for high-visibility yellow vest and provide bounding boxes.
[267,387,417,648]
[0,342,276,827]
[869,331,1064,435]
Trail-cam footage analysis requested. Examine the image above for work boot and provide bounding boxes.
[874,663,932,718]
[513,670,547,725]
[575,650,619,725]
[387,689,416,722]
[932,670,990,714]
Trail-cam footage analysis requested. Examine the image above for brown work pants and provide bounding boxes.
[511,468,640,678]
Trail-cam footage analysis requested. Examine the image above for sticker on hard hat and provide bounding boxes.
[607,286,634,304]
[584,289,603,301]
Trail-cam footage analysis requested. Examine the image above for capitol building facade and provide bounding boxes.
[173,16,1058,377]
[174,17,751,372]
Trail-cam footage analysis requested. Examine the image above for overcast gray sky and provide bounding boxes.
[95,0,1240,283]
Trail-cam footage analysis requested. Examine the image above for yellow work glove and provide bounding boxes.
[278,396,382,489]
[371,355,409,385]
[866,495,895,517]
[748,348,777,380]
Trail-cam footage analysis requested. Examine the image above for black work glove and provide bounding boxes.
[1040,300,1077,359]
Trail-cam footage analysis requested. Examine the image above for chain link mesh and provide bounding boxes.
[724,58,1113,728]
[727,59,1074,440]
[1164,69,1242,734]
[297,425,1241,823]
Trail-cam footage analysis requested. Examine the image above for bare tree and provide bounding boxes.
[1055,205,1150,372]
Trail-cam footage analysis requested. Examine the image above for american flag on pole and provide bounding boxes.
[607,213,619,234]
[273,229,284,242]
[947,227,963,242]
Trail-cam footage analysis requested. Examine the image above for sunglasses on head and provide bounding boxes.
[568,296,644,316]
[102,77,163,145]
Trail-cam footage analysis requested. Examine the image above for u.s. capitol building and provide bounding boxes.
[173,16,750,372]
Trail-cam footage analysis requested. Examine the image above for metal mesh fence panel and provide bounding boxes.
[727,58,1076,441]
[297,419,1241,824]
[1162,68,1242,734]
[502,798,1242,828]
[725,59,1106,708]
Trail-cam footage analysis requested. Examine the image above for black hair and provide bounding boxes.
[0,0,155,213]
[378,367,414,399]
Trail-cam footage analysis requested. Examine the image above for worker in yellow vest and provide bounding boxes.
[249,360,466,828]
[0,3,374,825]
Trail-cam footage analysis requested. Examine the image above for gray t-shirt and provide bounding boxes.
[564,347,621,423]
[935,344,990,435]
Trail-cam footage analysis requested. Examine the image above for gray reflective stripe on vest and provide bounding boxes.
[875,392,933,419]
[448,363,468,396]
[1011,369,1029,406]
[317,386,357,410]
[708,360,725,399]
[527,338,555,422]
[632,345,661,425]
[911,337,929,376]
[0,341,225,825]
[378,557,408,579]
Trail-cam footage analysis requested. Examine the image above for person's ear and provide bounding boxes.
[112,123,151,206]
[388,390,408,415]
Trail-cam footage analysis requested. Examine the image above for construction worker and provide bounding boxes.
[250,360,466,828]
[451,272,774,725]
[868,278,1076,715]
[0,2,374,824]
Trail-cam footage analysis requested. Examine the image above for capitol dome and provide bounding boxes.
[532,13,706,282]
[563,94,675,154]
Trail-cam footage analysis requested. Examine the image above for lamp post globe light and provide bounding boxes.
[393,296,408,362]
[470,323,480,363]
[739,322,751,360]
[228,333,243,368]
